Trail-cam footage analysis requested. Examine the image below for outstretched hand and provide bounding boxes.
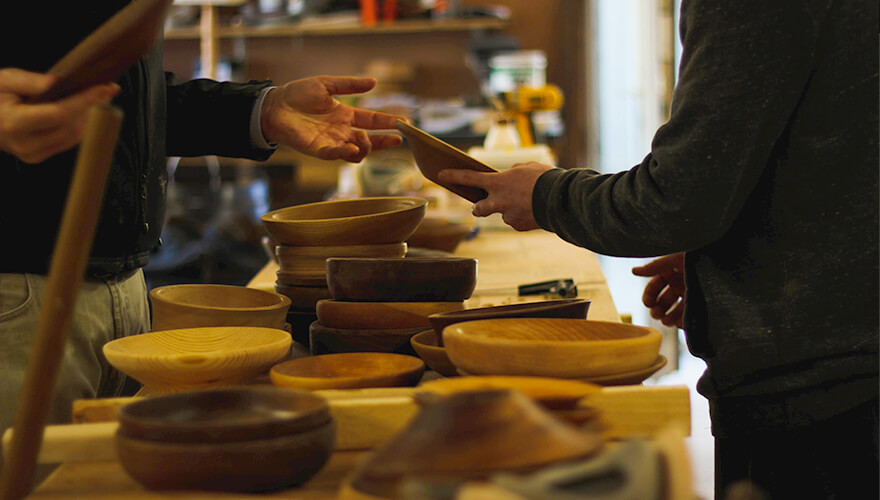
[437,161,556,231]
[632,253,686,328]
[260,75,405,163]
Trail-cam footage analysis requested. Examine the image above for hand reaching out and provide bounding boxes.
[632,253,686,328]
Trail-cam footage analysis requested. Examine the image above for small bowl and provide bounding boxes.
[443,318,662,379]
[149,284,291,332]
[409,330,458,377]
[406,215,475,253]
[275,283,333,310]
[316,300,464,330]
[261,196,427,246]
[117,387,331,444]
[116,421,335,492]
[308,321,424,356]
[270,352,425,390]
[276,242,407,276]
[429,299,591,346]
[103,326,292,394]
[326,257,477,302]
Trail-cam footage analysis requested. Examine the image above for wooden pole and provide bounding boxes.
[0,105,123,500]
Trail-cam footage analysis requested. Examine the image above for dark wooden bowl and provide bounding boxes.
[326,257,477,302]
[409,330,458,377]
[117,387,330,444]
[275,283,333,310]
[116,420,335,492]
[270,352,425,390]
[261,197,427,246]
[287,309,319,347]
[429,299,591,346]
[308,321,423,356]
[316,299,464,330]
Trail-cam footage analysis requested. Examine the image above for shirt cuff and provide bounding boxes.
[250,86,278,150]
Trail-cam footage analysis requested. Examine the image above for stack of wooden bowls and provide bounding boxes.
[261,197,428,346]
[115,387,335,492]
[309,257,477,356]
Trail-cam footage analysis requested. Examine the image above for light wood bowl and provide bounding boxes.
[116,420,335,492]
[326,257,477,302]
[316,300,464,330]
[149,284,291,332]
[409,330,458,377]
[275,283,332,310]
[276,243,407,276]
[308,321,424,356]
[454,357,668,386]
[103,327,292,394]
[417,376,601,410]
[261,197,427,246]
[443,319,662,378]
[270,353,425,390]
[429,298,591,346]
[117,387,331,444]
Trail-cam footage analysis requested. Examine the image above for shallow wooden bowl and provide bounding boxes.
[326,257,477,302]
[149,284,291,332]
[275,283,332,310]
[344,389,602,499]
[429,298,591,346]
[261,197,427,246]
[276,243,407,276]
[406,216,475,253]
[443,319,662,378]
[117,387,331,444]
[103,327,292,394]
[270,352,425,390]
[409,330,458,377]
[116,420,335,492]
[316,300,464,330]
[309,321,424,356]
[417,376,601,410]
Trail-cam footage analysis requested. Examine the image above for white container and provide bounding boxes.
[489,50,547,93]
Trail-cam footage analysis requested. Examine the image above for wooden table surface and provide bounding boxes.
[27,229,629,499]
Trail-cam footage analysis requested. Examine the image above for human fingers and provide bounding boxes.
[351,108,406,130]
[641,275,668,308]
[662,301,684,328]
[9,120,87,163]
[316,143,359,161]
[0,68,56,96]
[368,133,403,151]
[7,83,118,133]
[318,76,376,96]
[632,255,677,277]
[345,129,372,163]
[653,284,683,315]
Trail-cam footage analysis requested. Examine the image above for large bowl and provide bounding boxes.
[429,298,591,346]
[443,318,662,378]
[409,330,458,377]
[261,197,427,246]
[326,257,477,302]
[270,352,425,390]
[103,327,292,394]
[149,284,291,332]
[117,387,330,444]
[316,299,464,330]
[308,321,424,356]
[116,420,335,492]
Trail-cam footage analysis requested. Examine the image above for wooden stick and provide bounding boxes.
[0,105,123,500]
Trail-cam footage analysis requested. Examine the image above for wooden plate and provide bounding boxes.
[35,0,174,102]
[395,120,497,202]
[149,284,291,332]
[316,300,464,330]
[270,353,425,390]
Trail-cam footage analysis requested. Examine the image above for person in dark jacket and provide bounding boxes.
[0,2,406,477]
[438,1,878,498]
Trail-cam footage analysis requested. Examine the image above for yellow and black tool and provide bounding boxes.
[503,84,564,147]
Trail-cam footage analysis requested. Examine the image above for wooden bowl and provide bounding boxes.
[117,387,331,444]
[326,257,477,302]
[429,298,591,346]
[270,353,425,390]
[316,300,464,330]
[276,243,407,276]
[308,321,424,356]
[409,330,458,377]
[443,319,662,378]
[406,216,475,253]
[102,327,292,394]
[417,376,601,410]
[287,309,319,347]
[149,284,291,332]
[344,389,602,499]
[116,420,335,492]
[275,283,332,310]
[276,269,329,287]
[261,197,427,247]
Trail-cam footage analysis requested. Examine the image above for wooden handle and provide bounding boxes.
[0,105,123,500]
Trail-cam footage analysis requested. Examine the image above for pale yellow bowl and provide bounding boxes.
[103,327,292,394]
[150,284,291,332]
[443,318,662,378]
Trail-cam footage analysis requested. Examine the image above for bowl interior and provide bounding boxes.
[263,197,425,223]
[271,352,424,379]
[104,326,292,357]
[448,318,651,342]
[151,285,290,310]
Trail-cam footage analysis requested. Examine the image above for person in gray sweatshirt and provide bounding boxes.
[439,1,878,498]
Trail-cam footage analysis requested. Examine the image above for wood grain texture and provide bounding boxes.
[270,353,425,390]
[149,284,290,331]
[317,300,464,330]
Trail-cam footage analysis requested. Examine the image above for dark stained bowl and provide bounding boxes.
[117,387,331,444]
[325,257,477,302]
[428,298,591,346]
[309,321,423,356]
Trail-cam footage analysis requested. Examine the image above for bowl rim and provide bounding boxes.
[261,196,428,225]
[270,352,425,383]
[410,329,442,350]
[149,284,292,312]
[429,298,590,321]
[326,256,477,266]
[444,318,661,346]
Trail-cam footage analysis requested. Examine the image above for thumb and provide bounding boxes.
[319,76,376,96]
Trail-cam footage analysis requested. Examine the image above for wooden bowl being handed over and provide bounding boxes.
[149,284,291,332]
[261,197,427,247]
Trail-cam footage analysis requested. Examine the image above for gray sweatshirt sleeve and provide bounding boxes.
[532,0,829,257]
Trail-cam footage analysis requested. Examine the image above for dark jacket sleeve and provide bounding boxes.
[532,0,828,257]
[164,73,275,160]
